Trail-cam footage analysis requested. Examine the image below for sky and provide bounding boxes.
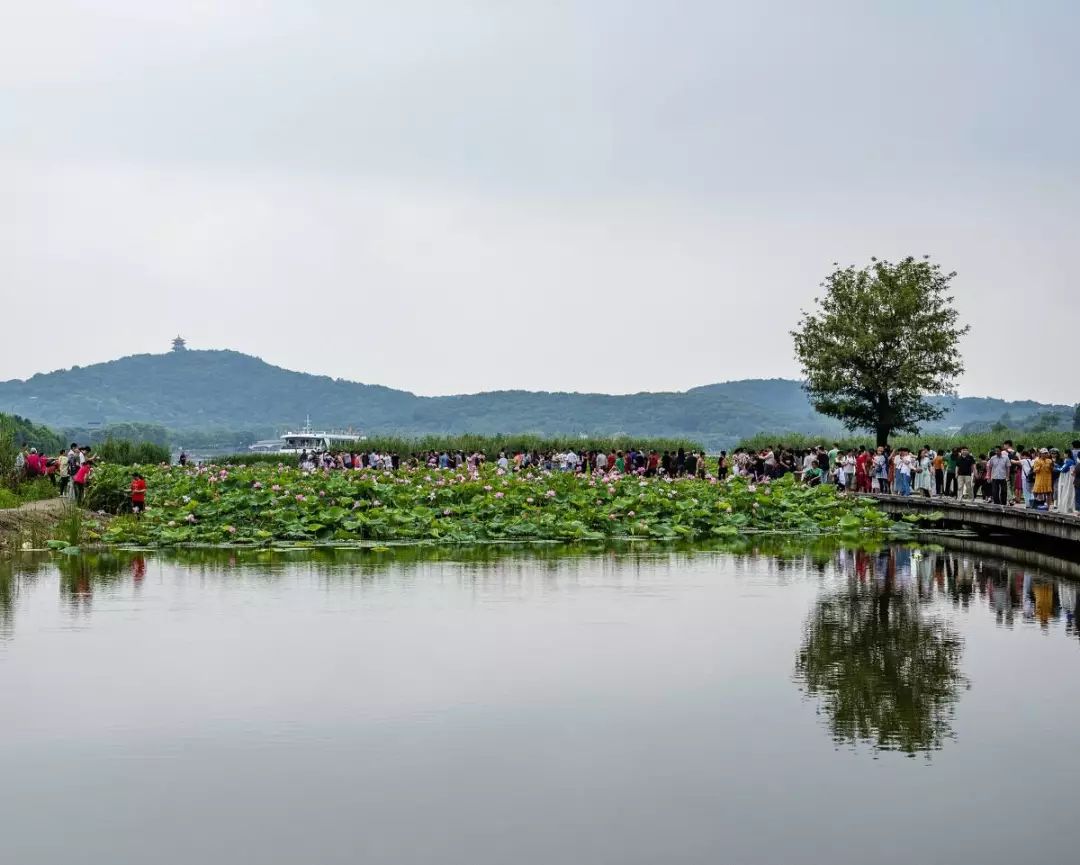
[2,0,1076,402]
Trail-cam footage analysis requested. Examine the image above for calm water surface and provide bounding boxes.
[1,543,1078,865]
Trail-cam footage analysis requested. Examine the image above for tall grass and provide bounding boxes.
[96,438,171,466]
[56,503,85,547]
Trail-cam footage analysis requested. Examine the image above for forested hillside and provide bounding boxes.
[1,350,1072,449]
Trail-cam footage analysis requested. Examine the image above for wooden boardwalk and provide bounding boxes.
[869,493,1080,546]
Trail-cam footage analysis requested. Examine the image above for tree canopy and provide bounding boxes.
[792,256,969,446]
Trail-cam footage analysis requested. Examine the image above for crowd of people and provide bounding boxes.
[297,446,715,477]
[13,443,98,503]
[733,440,1080,515]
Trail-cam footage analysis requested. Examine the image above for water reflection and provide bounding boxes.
[796,549,967,755]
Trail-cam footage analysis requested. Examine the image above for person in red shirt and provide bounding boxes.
[130,473,147,516]
[72,460,92,504]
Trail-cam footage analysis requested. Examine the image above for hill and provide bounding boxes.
[0,349,1072,449]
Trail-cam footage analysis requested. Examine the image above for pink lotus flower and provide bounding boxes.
[443,508,452,516]
[253,481,262,489]
[526,497,534,503]
[271,485,282,492]
[545,490,556,498]
[627,510,635,517]
[225,525,236,534]
[186,514,197,523]
[484,485,493,491]
[494,491,504,499]
[296,494,306,502]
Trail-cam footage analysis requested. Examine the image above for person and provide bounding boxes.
[565,449,580,473]
[803,458,823,486]
[1055,451,1076,515]
[894,449,913,496]
[1019,449,1034,507]
[944,448,958,497]
[1031,448,1054,510]
[72,458,92,504]
[57,449,71,497]
[955,447,975,501]
[1074,459,1080,514]
[178,449,188,467]
[988,447,1011,506]
[872,446,889,493]
[932,450,945,497]
[26,447,41,476]
[715,451,726,480]
[130,472,147,516]
[914,448,933,497]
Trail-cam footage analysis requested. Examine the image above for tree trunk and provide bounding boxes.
[876,393,891,447]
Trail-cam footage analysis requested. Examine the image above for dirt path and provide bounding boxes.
[5,498,69,514]
[0,498,71,550]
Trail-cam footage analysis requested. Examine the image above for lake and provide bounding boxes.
[1,542,1077,865]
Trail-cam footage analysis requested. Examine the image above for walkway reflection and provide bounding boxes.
[795,546,1079,756]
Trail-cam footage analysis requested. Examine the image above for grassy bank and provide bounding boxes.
[83,461,905,547]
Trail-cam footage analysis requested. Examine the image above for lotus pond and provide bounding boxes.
[1,539,1078,865]
[83,463,910,547]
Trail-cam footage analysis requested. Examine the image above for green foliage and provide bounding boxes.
[83,465,137,514]
[63,421,171,447]
[792,257,969,445]
[97,461,897,546]
[95,438,171,466]
[1,413,65,488]
[0,412,65,455]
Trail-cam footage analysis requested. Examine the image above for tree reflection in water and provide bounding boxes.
[796,548,967,756]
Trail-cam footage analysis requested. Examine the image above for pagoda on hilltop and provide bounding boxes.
[172,335,187,352]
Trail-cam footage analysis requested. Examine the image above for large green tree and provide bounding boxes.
[791,256,968,446]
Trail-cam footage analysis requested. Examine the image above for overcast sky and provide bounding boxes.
[2,1,1076,402]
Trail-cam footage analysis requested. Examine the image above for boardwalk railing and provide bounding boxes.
[868,493,1080,544]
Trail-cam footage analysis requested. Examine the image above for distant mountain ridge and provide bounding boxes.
[0,350,1071,448]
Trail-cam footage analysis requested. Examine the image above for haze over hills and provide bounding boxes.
[0,349,1072,449]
